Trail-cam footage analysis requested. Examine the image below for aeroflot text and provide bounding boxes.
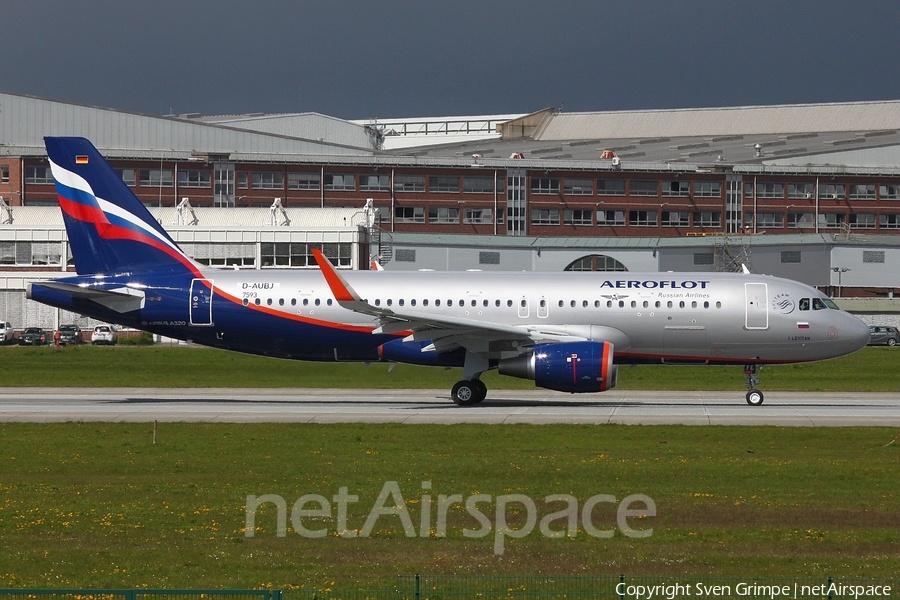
[245,482,656,555]
[600,280,711,289]
[617,582,892,600]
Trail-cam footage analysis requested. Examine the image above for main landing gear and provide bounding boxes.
[451,351,490,406]
[744,364,764,406]
[451,379,487,406]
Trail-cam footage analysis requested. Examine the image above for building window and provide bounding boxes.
[116,168,136,186]
[464,207,493,224]
[0,165,8,184]
[787,183,814,199]
[662,210,690,226]
[754,182,784,198]
[564,254,628,272]
[0,241,62,265]
[463,176,502,194]
[879,184,900,200]
[237,172,248,189]
[662,180,689,197]
[395,249,416,262]
[863,250,885,263]
[849,213,876,229]
[428,175,459,193]
[395,206,425,223]
[324,174,355,190]
[288,172,320,190]
[564,209,593,226]
[177,169,211,188]
[597,209,626,226]
[479,251,500,265]
[181,242,256,267]
[563,178,593,195]
[693,253,714,265]
[751,212,784,228]
[880,214,900,229]
[359,174,390,191]
[251,171,283,190]
[140,169,174,187]
[821,212,846,228]
[531,208,560,225]
[788,212,816,228]
[629,180,658,197]
[781,251,801,264]
[260,242,351,268]
[818,183,845,199]
[629,209,658,226]
[530,178,560,195]
[693,211,721,227]
[848,184,877,200]
[25,166,54,184]
[597,179,626,196]
[693,181,721,197]
[394,174,425,192]
[428,206,459,224]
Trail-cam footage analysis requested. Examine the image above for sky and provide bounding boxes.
[3,1,900,120]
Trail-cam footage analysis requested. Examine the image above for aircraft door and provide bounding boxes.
[744,282,768,330]
[190,279,214,326]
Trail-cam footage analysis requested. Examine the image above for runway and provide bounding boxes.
[1,388,899,425]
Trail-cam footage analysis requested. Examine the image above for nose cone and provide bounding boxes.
[841,313,872,355]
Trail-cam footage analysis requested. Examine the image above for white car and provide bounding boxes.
[91,325,118,345]
[0,321,11,344]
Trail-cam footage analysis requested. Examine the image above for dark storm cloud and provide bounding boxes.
[2,0,899,119]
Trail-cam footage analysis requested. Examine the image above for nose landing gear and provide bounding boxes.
[744,364,764,406]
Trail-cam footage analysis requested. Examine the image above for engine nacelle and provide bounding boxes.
[498,341,618,393]
[378,339,465,367]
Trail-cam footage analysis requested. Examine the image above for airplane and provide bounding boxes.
[27,137,871,406]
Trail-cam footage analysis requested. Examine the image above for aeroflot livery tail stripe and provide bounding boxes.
[50,159,200,276]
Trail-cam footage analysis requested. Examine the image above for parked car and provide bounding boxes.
[91,325,118,345]
[57,324,82,345]
[0,322,12,345]
[867,325,900,346]
[19,327,49,346]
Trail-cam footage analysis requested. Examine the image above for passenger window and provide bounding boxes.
[507,300,513,307]
[540,299,546,308]
[423,299,428,306]
[254,298,260,305]
[520,299,526,307]
[399,299,405,306]
[327,299,333,306]
[495,299,500,307]
[483,299,488,307]
[643,301,649,309]
[471,299,477,307]
[716,301,722,308]
[618,300,625,308]
[315,299,320,306]
[242,298,249,306]
[607,301,612,308]
[387,299,392,306]
[704,301,709,309]
[267,298,273,306]
[374,299,380,306]
[667,301,673,308]
[570,300,576,308]
[655,301,661,308]
[291,298,296,306]
[584,300,589,308]
[459,299,465,307]
[303,298,310,306]
[799,298,810,311]
[558,300,564,308]
[692,301,697,308]
[435,299,440,306]
[411,299,416,306]
[278,298,284,306]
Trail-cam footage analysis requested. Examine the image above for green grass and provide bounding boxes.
[1,345,898,391]
[0,423,898,589]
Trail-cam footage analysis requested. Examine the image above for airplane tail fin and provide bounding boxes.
[44,136,199,276]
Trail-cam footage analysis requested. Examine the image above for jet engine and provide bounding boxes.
[498,341,617,393]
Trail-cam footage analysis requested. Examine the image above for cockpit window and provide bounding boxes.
[812,297,838,310]
[799,298,810,311]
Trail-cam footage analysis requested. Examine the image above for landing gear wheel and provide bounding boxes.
[746,389,764,406]
[451,380,478,406]
[470,379,488,404]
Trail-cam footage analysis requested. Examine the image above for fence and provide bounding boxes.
[2,576,896,600]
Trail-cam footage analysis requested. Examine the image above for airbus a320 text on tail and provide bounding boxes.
[28,137,872,406]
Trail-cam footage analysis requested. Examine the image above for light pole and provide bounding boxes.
[832,267,850,297]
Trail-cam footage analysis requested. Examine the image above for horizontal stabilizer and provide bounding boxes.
[29,281,146,313]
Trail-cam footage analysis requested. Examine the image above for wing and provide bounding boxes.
[311,249,590,355]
